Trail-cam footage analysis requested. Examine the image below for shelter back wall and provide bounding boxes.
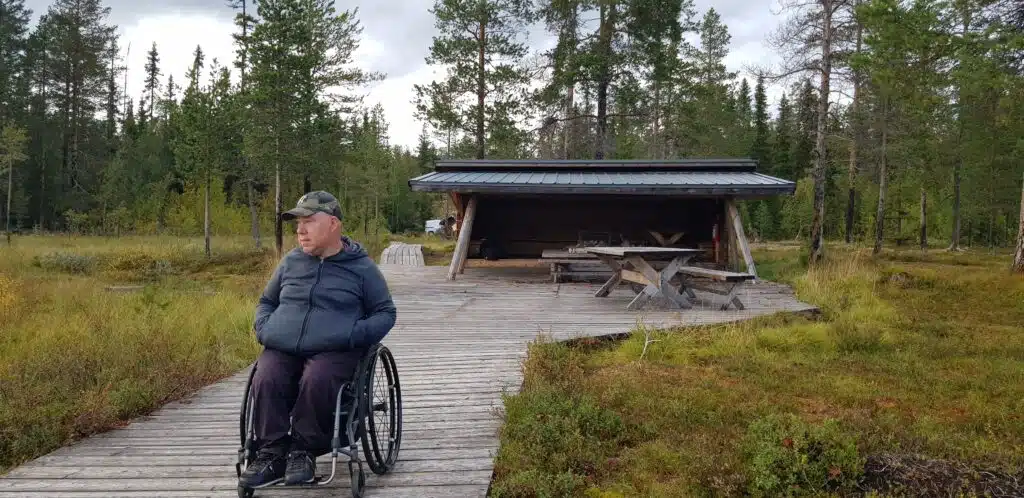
[466,194,723,258]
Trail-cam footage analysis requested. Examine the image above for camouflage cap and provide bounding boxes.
[281,191,343,221]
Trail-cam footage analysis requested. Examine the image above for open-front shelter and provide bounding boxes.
[407,159,796,280]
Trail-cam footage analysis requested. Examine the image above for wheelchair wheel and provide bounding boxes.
[236,363,258,479]
[359,345,402,475]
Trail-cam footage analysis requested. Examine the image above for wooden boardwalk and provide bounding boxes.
[379,242,424,266]
[0,257,815,497]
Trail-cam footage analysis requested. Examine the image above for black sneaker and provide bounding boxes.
[239,449,286,488]
[285,450,316,484]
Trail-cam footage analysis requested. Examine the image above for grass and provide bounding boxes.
[0,229,390,474]
[491,244,1024,497]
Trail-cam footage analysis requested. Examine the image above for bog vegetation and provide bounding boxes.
[0,229,400,473]
[491,245,1024,497]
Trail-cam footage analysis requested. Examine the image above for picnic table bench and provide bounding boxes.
[676,265,755,310]
[540,249,612,283]
[583,246,754,310]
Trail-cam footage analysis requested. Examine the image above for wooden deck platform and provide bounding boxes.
[0,264,816,497]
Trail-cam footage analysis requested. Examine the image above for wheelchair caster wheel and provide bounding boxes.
[237,484,254,498]
[349,460,366,498]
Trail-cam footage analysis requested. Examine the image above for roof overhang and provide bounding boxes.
[408,159,796,198]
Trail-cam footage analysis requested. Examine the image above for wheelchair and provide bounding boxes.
[235,343,402,497]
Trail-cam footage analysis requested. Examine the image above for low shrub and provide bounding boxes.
[741,413,864,497]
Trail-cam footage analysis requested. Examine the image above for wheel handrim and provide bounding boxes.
[362,347,401,474]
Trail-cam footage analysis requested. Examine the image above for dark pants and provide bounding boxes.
[250,348,363,455]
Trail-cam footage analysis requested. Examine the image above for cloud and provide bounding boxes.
[117,13,237,106]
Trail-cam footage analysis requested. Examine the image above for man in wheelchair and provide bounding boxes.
[239,191,397,489]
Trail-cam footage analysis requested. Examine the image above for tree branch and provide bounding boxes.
[531,112,649,132]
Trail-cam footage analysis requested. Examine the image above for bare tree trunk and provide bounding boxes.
[949,13,969,252]
[652,81,661,159]
[476,19,486,160]
[950,157,962,250]
[920,188,927,250]
[561,2,578,160]
[1012,172,1024,273]
[6,157,12,245]
[204,170,211,258]
[873,97,888,255]
[274,136,282,258]
[809,0,833,263]
[562,84,574,159]
[239,0,260,250]
[845,1,862,244]
[594,2,615,160]
[248,180,260,249]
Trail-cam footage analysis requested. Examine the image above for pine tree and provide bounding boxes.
[245,0,377,256]
[677,8,735,156]
[34,0,118,219]
[415,0,534,159]
[0,0,32,128]
[143,42,161,123]
[751,75,771,169]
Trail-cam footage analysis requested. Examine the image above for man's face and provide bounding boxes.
[295,212,338,255]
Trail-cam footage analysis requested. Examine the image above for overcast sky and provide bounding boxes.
[25,0,788,151]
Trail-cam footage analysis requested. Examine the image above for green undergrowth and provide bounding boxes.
[492,245,1024,497]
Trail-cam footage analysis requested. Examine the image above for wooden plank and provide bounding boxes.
[540,249,596,259]
[0,486,488,498]
[448,195,477,280]
[6,459,496,479]
[583,246,703,258]
[725,199,757,279]
[677,265,754,282]
[0,471,493,490]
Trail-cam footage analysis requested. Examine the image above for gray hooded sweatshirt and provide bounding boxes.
[254,236,397,355]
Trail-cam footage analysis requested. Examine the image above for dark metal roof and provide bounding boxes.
[408,170,795,196]
[432,158,759,172]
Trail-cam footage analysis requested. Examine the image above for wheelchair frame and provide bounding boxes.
[235,343,402,498]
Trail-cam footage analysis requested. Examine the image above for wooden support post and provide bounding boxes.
[448,195,478,280]
[725,199,757,280]
[718,202,731,269]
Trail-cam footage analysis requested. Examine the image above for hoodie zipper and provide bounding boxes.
[296,259,324,352]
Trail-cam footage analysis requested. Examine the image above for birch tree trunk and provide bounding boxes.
[204,169,211,258]
[809,0,833,263]
[5,157,11,245]
[1012,172,1024,273]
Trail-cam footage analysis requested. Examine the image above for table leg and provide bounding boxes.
[626,285,657,310]
[657,255,692,309]
[623,255,692,310]
[593,255,623,297]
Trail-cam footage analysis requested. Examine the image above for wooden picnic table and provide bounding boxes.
[583,246,705,310]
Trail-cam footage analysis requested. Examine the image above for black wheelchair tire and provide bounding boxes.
[360,345,402,475]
